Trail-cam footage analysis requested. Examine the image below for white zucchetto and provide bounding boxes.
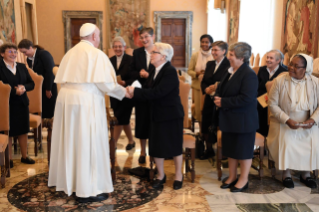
[80,23,96,37]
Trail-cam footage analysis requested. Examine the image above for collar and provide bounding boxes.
[266,64,279,74]
[291,75,307,84]
[228,67,234,75]
[116,53,124,60]
[81,40,94,46]
[3,59,16,69]
[144,48,151,55]
[155,61,166,72]
[28,48,37,60]
[215,56,225,66]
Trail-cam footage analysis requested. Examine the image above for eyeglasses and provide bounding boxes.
[6,50,17,54]
[151,51,161,55]
[288,63,305,69]
[139,35,150,40]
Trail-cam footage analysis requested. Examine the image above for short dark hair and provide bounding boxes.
[0,43,17,54]
[212,41,228,56]
[18,39,33,49]
[200,34,214,44]
[139,27,154,36]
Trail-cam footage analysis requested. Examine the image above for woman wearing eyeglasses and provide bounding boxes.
[0,43,35,165]
[126,43,184,190]
[267,54,319,189]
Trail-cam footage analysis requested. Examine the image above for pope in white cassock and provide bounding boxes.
[48,23,127,203]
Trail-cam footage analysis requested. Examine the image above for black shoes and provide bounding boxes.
[138,155,146,164]
[282,177,294,188]
[230,181,249,192]
[21,156,35,164]
[300,175,317,188]
[125,142,135,150]
[173,176,184,190]
[220,178,238,189]
[152,174,166,189]
[76,193,109,203]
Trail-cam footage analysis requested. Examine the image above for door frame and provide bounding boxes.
[62,11,103,53]
[153,11,193,69]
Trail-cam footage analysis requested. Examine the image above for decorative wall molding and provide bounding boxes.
[153,11,193,68]
[62,11,103,53]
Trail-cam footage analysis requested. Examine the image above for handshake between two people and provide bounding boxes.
[125,86,135,99]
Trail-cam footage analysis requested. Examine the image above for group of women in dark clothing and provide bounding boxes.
[0,39,56,167]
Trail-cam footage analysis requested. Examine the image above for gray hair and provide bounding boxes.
[112,36,126,47]
[154,42,174,61]
[229,42,251,63]
[212,41,228,56]
[267,49,283,64]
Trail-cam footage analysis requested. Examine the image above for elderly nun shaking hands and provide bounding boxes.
[267,53,319,189]
[126,42,185,190]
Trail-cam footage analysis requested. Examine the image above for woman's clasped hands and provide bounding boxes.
[15,85,26,96]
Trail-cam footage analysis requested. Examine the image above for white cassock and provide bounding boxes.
[48,40,125,197]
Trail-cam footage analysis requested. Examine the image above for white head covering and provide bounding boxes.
[295,53,313,74]
[80,23,96,37]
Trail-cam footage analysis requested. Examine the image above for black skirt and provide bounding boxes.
[9,103,30,137]
[134,100,150,139]
[42,83,57,118]
[149,118,183,158]
[111,97,134,125]
[222,132,255,160]
[201,94,214,134]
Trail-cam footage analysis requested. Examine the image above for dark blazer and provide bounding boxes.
[257,65,287,97]
[27,48,57,118]
[201,57,230,94]
[110,53,134,86]
[216,63,259,133]
[27,49,55,91]
[0,60,34,106]
[134,62,184,122]
[130,47,155,88]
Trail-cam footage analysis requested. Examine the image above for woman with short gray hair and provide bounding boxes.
[214,42,259,192]
[127,42,184,190]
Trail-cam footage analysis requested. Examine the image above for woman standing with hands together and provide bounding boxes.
[214,42,258,192]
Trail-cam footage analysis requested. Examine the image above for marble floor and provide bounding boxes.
[1,126,319,212]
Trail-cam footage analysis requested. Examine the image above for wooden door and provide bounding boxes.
[70,18,96,47]
[161,18,186,67]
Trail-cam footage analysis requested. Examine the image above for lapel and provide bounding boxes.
[33,49,40,69]
[139,48,148,70]
[118,54,127,71]
[283,74,292,103]
[110,56,117,71]
[306,75,314,112]
[152,62,169,86]
[0,59,15,82]
[270,65,285,80]
[214,57,229,76]
[221,63,245,96]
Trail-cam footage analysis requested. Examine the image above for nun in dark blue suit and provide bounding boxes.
[214,42,258,192]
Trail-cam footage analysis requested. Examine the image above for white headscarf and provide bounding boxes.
[295,53,313,75]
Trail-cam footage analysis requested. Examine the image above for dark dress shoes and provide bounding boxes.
[230,181,249,192]
[282,177,294,188]
[21,156,35,164]
[76,193,109,203]
[220,178,238,189]
[300,175,317,188]
[138,155,146,164]
[152,174,166,189]
[125,142,135,150]
[173,176,184,190]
